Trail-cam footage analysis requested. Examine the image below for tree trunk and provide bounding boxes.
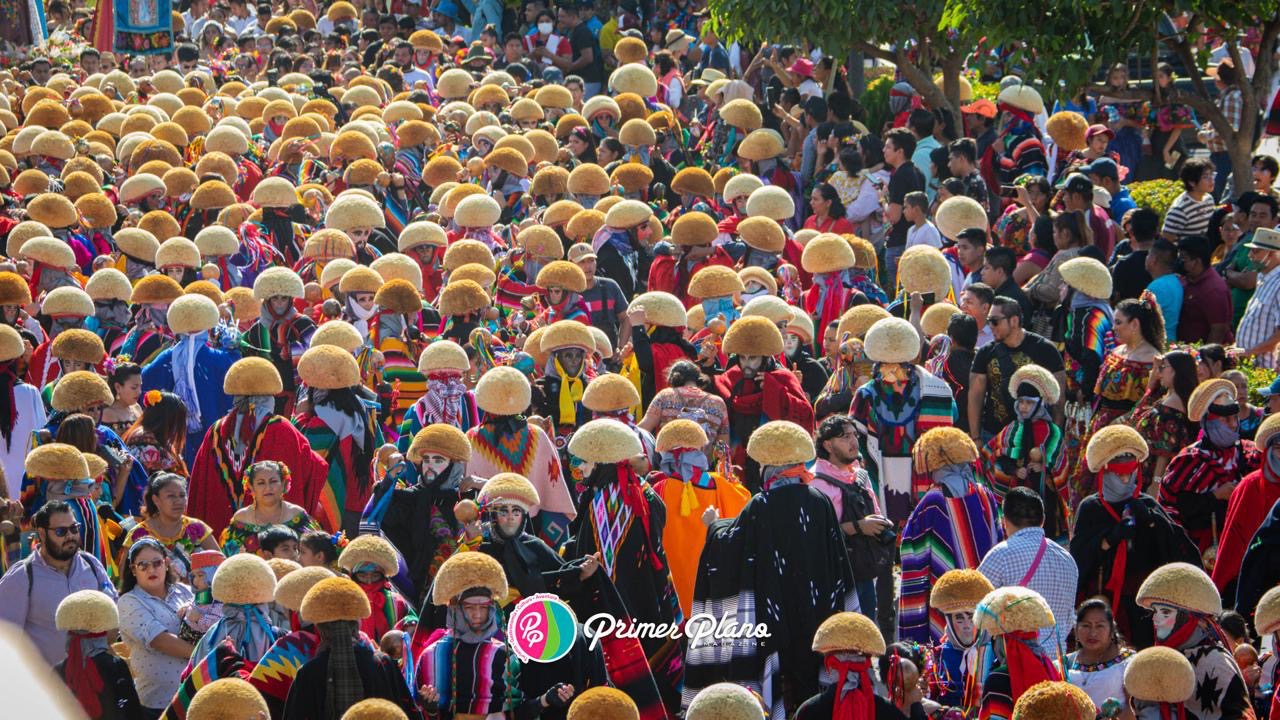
[857,41,962,136]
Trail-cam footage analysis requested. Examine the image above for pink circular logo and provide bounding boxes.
[507,593,578,663]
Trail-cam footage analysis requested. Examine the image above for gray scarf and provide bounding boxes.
[124,257,154,282]
[317,619,362,720]
[312,389,370,451]
[95,300,130,328]
[1204,416,1239,448]
[1101,470,1138,504]
[932,462,973,497]
[445,602,499,644]
[658,449,709,482]
[1014,396,1051,423]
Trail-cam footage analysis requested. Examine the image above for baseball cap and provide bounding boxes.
[1085,124,1114,142]
[1080,157,1119,181]
[960,99,997,118]
[1063,173,1093,196]
[788,58,814,78]
[568,243,596,263]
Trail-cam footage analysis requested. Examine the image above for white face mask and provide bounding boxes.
[1152,604,1179,640]
[784,335,801,357]
[538,21,553,35]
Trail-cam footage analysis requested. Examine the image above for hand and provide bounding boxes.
[459,474,485,493]
[1244,664,1262,687]
[1213,481,1238,500]
[701,505,720,527]
[697,341,718,362]
[909,291,924,315]
[579,552,600,579]
[1015,185,1031,207]
[858,516,892,535]
[542,683,575,708]
[1015,466,1029,480]
[420,685,439,706]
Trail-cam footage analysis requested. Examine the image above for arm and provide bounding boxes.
[615,310,633,350]
[151,631,196,660]
[0,564,30,631]
[1245,326,1280,358]
[967,372,987,440]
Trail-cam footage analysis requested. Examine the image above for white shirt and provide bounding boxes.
[402,66,432,89]
[226,13,255,36]
[798,78,824,99]
[906,220,943,249]
[2,383,45,499]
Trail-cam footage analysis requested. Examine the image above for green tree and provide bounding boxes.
[705,0,977,130]
[944,0,1280,195]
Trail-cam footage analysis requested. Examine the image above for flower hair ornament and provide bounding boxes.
[142,389,164,408]
[241,460,293,497]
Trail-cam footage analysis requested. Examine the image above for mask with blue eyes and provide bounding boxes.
[701,296,739,327]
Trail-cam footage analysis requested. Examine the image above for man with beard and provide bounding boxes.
[364,424,481,607]
[851,317,956,523]
[1160,378,1262,559]
[929,570,994,706]
[0,500,117,665]
[980,364,1069,539]
[241,268,316,416]
[295,346,383,535]
[117,275,184,371]
[713,316,814,491]
[189,358,328,535]
[565,418,683,717]
[1072,425,1199,649]
[685,420,857,718]
[531,320,596,446]
[899,427,1003,646]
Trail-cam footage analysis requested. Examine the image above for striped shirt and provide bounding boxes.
[1161,192,1216,240]
[1237,265,1280,369]
[978,527,1079,657]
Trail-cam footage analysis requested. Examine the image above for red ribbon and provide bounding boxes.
[825,654,875,720]
[65,631,107,718]
[1003,630,1061,702]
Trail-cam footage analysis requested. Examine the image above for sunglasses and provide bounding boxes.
[987,315,1007,325]
[46,523,82,538]
[133,558,166,572]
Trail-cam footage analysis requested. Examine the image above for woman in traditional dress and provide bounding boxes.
[1065,599,1134,714]
[221,460,319,556]
[1129,350,1199,491]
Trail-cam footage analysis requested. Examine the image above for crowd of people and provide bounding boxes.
[0,0,1279,719]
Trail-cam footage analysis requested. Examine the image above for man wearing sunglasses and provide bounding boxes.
[0,501,116,665]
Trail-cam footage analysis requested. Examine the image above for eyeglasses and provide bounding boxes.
[46,523,82,538]
[133,558,166,572]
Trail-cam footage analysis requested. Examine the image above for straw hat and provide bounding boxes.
[212,553,276,605]
[1009,363,1062,405]
[745,185,794,222]
[628,291,687,328]
[1135,562,1222,616]
[418,340,469,374]
[913,427,979,474]
[338,534,400,577]
[801,233,856,274]
[687,265,744,299]
[568,419,642,465]
[863,317,920,364]
[1059,257,1112,300]
[582,373,640,413]
[301,577,372,624]
[723,316,783,357]
[25,443,90,481]
[897,246,951,296]
[746,420,815,467]
[50,329,105,365]
[535,261,587,293]
[430,551,508,606]
[685,684,767,720]
[298,345,362,389]
[567,688,639,720]
[930,569,995,613]
[1187,377,1238,423]
[474,366,530,416]
[223,357,283,396]
[920,302,962,338]
[975,586,1055,636]
[51,371,112,413]
[1123,647,1196,705]
[476,472,540,512]
[55,590,119,633]
[187,679,269,720]
[811,611,886,656]
[1010,681,1096,720]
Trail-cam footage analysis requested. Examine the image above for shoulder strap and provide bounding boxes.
[1019,537,1049,587]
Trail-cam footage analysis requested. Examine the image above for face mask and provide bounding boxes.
[1204,416,1239,448]
[1268,441,1280,480]
[932,462,972,497]
[538,21,553,34]
[1101,463,1138,503]
[1152,604,1180,640]
[741,283,769,303]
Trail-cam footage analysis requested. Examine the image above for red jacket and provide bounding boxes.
[1212,468,1280,592]
[714,365,815,432]
[647,245,735,307]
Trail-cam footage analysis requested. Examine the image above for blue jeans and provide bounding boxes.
[884,244,904,292]
[856,579,878,620]
[1210,151,1233,200]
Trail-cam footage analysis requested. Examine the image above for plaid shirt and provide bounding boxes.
[1204,87,1243,153]
[1237,264,1280,368]
[978,527,1079,657]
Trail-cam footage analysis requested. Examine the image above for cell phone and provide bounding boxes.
[1000,185,1019,198]
[921,292,936,305]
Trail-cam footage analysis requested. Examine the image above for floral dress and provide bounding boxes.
[219,511,319,555]
[1130,389,1195,484]
[123,517,213,574]
[125,432,187,477]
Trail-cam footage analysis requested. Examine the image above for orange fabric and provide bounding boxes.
[654,470,750,617]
